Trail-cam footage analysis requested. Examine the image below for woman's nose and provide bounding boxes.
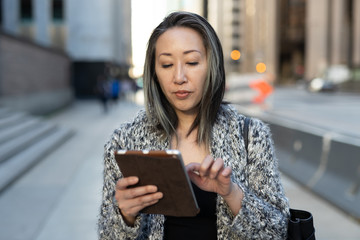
[174,64,187,84]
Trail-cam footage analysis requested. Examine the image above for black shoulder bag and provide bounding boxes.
[242,117,316,240]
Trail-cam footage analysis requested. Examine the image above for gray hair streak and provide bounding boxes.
[143,11,226,147]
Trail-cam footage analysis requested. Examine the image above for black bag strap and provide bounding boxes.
[242,117,251,153]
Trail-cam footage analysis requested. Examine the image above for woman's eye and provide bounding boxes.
[188,62,199,66]
[162,64,172,68]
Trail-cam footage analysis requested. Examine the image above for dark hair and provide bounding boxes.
[143,11,226,147]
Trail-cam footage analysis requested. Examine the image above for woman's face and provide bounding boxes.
[155,27,208,117]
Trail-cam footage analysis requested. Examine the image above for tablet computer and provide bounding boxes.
[114,149,200,217]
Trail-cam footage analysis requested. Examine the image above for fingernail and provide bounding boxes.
[131,177,138,182]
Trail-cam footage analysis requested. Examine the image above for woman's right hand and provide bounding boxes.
[115,176,163,226]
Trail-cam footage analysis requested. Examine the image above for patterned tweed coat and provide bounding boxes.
[98,104,290,239]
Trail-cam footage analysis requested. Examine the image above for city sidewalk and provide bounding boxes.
[0,95,359,239]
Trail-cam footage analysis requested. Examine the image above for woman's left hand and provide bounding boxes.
[186,155,244,215]
[186,155,233,197]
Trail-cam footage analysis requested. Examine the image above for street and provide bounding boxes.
[0,87,359,239]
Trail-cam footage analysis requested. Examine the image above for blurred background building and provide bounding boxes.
[0,0,359,114]
[0,0,132,114]
[208,0,360,90]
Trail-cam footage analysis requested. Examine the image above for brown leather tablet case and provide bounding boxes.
[115,150,200,217]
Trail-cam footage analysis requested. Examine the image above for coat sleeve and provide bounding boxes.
[219,118,290,239]
[97,129,145,240]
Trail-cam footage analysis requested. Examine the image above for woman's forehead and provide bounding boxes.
[155,27,206,55]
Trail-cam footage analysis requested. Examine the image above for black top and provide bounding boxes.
[163,183,217,240]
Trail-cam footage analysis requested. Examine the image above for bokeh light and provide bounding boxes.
[256,62,267,73]
[231,50,241,60]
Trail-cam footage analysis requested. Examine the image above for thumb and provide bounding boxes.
[186,162,201,184]
[185,162,200,172]
[187,170,203,188]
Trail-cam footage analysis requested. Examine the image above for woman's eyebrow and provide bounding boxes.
[183,49,201,55]
[158,52,172,57]
[158,50,202,57]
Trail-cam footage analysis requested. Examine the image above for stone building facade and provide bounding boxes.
[208,0,360,87]
[0,0,132,114]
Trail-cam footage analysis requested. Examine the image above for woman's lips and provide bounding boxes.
[175,90,190,99]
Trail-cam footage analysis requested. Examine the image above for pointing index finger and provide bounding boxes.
[199,155,214,177]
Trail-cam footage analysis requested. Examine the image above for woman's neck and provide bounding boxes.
[171,124,209,165]
[171,114,197,149]
[175,111,197,133]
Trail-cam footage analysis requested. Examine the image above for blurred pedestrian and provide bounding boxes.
[98,11,289,239]
[110,77,121,103]
[95,75,110,113]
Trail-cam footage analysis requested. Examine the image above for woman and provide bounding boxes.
[98,11,289,239]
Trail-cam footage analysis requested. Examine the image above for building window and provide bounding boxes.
[232,20,240,26]
[20,0,33,23]
[52,0,64,22]
[232,8,240,14]
[232,33,241,39]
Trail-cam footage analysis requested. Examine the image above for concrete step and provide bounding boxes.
[0,118,41,144]
[0,108,11,117]
[0,112,27,129]
[0,127,73,193]
[0,122,56,163]
[0,108,74,193]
